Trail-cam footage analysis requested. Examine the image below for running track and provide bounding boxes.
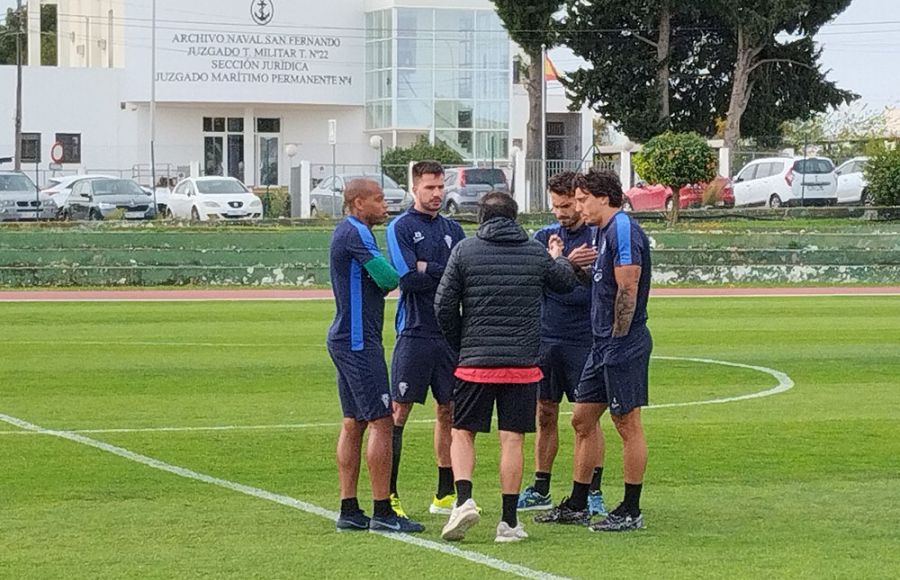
[0,287,898,301]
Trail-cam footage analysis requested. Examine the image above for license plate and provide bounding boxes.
[801,184,824,190]
[125,211,145,218]
[226,212,245,217]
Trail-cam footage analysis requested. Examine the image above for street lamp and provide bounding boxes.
[369,135,385,189]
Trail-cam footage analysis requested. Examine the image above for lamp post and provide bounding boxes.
[13,0,23,171]
[369,135,385,189]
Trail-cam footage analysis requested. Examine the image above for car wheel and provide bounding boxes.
[769,194,783,208]
[623,198,633,212]
[88,210,102,221]
[310,205,319,218]
[191,207,201,222]
[665,197,674,212]
[446,201,459,216]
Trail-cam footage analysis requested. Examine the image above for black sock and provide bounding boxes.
[373,498,394,519]
[340,497,360,516]
[390,425,404,495]
[590,466,604,495]
[621,483,643,516]
[502,494,518,528]
[568,481,590,511]
[456,480,473,505]
[534,471,552,496]
[437,466,455,499]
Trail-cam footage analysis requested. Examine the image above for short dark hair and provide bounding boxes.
[412,160,445,182]
[575,168,624,207]
[478,191,518,223]
[548,171,578,197]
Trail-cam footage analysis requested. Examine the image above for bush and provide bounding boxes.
[252,187,291,218]
[863,143,900,206]
[381,136,465,187]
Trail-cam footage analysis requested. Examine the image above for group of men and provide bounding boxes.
[326,160,652,542]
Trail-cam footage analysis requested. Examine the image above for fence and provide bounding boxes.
[524,158,618,212]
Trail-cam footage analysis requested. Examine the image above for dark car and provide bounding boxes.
[442,167,510,215]
[64,178,157,221]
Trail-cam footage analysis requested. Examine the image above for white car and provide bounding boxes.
[166,176,263,221]
[42,174,116,212]
[732,157,838,208]
[835,157,871,205]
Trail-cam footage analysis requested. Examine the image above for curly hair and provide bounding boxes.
[575,168,624,208]
[548,171,578,197]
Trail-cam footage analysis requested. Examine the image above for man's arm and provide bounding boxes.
[385,218,441,293]
[542,250,578,294]
[612,265,641,337]
[344,224,400,293]
[363,256,400,293]
[434,246,464,350]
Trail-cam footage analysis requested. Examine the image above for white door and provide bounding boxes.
[170,181,191,218]
[733,163,759,206]
[836,161,863,204]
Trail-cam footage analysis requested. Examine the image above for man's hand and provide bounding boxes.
[567,244,598,268]
[548,234,564,259]
[416,261,428,273]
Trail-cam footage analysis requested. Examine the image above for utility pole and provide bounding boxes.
[14,0,24,171]
[150,0,158,213]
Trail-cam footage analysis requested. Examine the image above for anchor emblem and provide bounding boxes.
[251,0,273,26]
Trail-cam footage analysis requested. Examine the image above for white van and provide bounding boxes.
[732,157,838,208]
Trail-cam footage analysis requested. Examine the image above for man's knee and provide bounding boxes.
[435,402,453,425]
[392,401,413,426]
[610,409,643,440]
[571,404,602,436]
[536,401,559,431]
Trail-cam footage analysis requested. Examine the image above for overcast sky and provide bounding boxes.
[3,0,898,111]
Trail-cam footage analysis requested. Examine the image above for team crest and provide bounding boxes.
[413,231,425,244]
[444,235,453,249]
[398,382,409,397]
[381,394,390,408]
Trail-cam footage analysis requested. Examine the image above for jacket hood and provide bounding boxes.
[476,217,528,244]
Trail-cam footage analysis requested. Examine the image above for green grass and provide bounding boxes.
[1,297,899,579]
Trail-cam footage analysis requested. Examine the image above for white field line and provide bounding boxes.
[0,357,794,437]
[0,411,569,580]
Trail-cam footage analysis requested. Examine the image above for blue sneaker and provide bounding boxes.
[370,513,425,534]
[336,510,370,532]
[517,486,552,511]
[588,491,608,517]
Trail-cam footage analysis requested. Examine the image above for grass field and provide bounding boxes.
[2,296,899,579]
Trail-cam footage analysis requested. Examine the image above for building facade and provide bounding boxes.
[1,0,591,188]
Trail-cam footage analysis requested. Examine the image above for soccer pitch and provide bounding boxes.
[2,296,898,579]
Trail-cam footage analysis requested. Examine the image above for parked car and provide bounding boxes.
[732,157,838,207]
[42,174,117,216]
[65,178,157,220]
[167,176,262,221]
[442,167,510,215]
[0,171,58,220]
[309,173,410,218]
[624,177,735,211]
[834,156,872,205]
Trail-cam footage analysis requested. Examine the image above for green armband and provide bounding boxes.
[364,256,400,292]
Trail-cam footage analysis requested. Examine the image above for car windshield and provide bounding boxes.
[345,175,400,189]
[93,179,145,196]
[0,174,35,191]
[196,179,249,194]
[464,169,507,186]
[793,159,834,174]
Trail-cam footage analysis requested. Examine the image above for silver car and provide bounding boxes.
[310,173,411,218]
[0,171,58,221]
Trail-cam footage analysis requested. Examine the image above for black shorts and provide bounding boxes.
[539,342,591,403]
[327,341,392,422]
[575,347,651,416]
[452,380,537,434]
[390,335,457,405]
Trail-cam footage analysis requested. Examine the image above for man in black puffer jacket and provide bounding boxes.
[435,192,593,543]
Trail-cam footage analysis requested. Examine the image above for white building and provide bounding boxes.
[1,0,591,189]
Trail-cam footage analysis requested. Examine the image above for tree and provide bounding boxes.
[491,2,563,161]
[862,142,900,206]
[381,136,464,188]
[633,131,717,221]
[0,5,57,66]
[558,1,856,146]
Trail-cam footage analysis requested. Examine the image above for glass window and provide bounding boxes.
[476,71,508,100]
[213,118,226,133]
[475,32,509,70]
[55,133,82,164]
[398,38,433,69]
[256,118,281,133]
[436,130,473,158]
[195,179,249,194]
[434,70,473,99]
[793,158,834,174]
[21,133,41,163]
[397,8,432,38]
[435,100,474,129]
[397,100,433,128]
[204,136,224,176]
[476,10,504,32]
[737,164,758,182]
[227,118,244,133]
[474,133,509,161]
[397,69,432,99]
[203,117,213,132]
[366,10,391,40]
[475,101,509,130]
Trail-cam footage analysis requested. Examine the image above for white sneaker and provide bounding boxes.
[441,499,481,541]
[495,521,528,543]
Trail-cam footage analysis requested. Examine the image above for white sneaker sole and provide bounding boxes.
[429,504,453,515]
[517,504,553,512]
[495,534,527,543]
[441,510,480,541]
